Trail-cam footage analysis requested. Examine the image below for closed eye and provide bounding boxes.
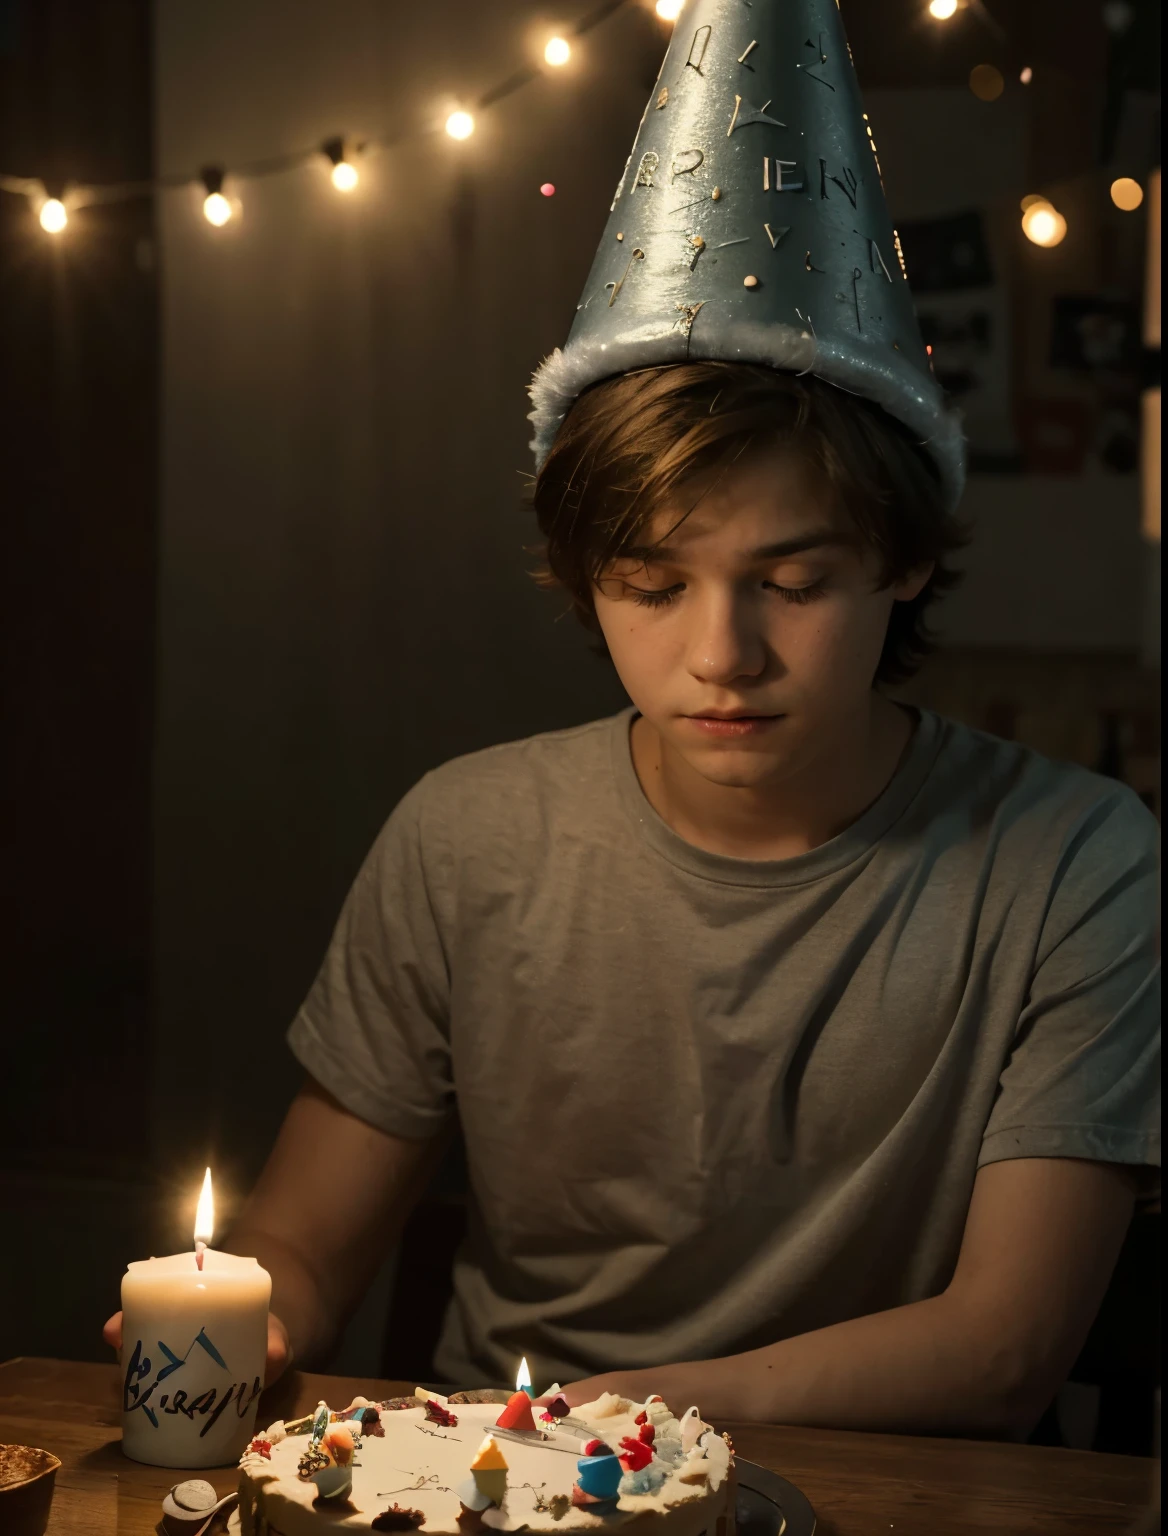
[627,584,684,609]
[765,578,827,605]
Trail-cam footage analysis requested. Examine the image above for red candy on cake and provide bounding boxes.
[638,1422,655,1445]
[619,1436,653,1470]
[247,1437,273,1459]
[425,1400,459,1427]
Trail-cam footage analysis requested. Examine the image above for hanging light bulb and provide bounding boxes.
[323,136,359,192]
[544,36,571,66]
[39,197,67,233]
[201,167,233,226]
[1021,199,1067,247]
[928,0,958,18]
[655,0,684,20]
[445,110,475,140]
[1110,177,1144,211]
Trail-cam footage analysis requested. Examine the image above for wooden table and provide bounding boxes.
[0,1358,1157,1536]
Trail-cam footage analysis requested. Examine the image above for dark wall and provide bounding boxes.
[148,1,648,1197]
[1,1,156,1179]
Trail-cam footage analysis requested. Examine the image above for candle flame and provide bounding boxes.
[515,1357,532,1393]
[194,1167,215,1247]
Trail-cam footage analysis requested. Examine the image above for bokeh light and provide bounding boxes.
[39,197,67,233]
[445,111,475,140]
[331,160,359,192]
[1110,177,1144,211]
[928,0,958,19]
[540,182,556,197]
[544,37,571,66]
[969,64,1005,101]
[1021,201,1067,247]
[655,0,684,21]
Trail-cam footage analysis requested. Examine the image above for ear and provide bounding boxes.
[891,561,934,603]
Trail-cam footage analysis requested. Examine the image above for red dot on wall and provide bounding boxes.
[540,182,556,197]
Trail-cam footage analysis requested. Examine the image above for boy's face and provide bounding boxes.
[592,444,931,792]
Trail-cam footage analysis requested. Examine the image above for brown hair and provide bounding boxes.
[531,362,967,686]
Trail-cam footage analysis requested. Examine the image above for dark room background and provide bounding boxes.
[1,0,1159,1414]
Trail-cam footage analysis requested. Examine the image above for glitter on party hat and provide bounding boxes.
[529,0,964,506]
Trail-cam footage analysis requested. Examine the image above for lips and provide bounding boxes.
[684,712,782,738]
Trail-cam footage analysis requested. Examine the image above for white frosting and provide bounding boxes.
[237,1400,732,1536]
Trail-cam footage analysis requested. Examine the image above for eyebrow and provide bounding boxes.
[616,528,850,562]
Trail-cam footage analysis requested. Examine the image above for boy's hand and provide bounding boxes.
[102,1310,292,1386]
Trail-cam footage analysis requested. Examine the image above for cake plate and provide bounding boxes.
[735,1458,816,1536]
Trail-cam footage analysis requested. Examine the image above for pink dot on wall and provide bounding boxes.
[540,182,556,197]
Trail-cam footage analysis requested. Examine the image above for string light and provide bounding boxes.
[1021,199,1067,248]
[201,167,233,226]
[1110,177,1144,211]
[544,36,571,66]
[39,197,67,233]
[928,0,958,19]
[323,136,359,192]
[445,110,475,141]
[655,0,683,20]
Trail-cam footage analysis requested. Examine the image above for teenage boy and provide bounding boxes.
[106,0,1159,1435]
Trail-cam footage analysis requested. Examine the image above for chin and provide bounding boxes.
[679,743,792,789]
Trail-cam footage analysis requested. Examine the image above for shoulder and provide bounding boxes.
[918,710,1158,896]
[393,712,626,846]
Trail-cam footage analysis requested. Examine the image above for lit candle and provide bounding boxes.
[120,1169,271,1468]
[517,1356,536,1398]
[493,1358,537,1433]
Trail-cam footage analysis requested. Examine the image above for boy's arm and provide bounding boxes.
[105,1076,444,1379]
[564,1157,1137,1437]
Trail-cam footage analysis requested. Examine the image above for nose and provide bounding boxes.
[685,588,767,685]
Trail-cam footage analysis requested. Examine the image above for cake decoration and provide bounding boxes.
[617,1437,653,1471]
[495,1391,537,1433]
[372,1504,428,1530]
[426,1400,460,1427]
[468,1434,509,1506]
[532,1489,572,1521]
[678,1406,704,1453]
[574,1446,623,1502]
[297,1424,356,1503]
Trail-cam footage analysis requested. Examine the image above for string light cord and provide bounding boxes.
[0,0,632,217]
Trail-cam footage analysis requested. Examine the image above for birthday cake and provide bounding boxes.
[235,1387,735,1536]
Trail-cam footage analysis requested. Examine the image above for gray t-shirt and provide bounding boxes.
[289,708,1160,1386]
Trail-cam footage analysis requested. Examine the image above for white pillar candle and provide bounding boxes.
[120,1172,271,1468]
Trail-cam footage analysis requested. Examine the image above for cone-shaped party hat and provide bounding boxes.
[529,0,964,506]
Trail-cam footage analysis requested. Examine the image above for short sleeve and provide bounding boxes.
[979,786,1161,1177]
[288,777,454,1140]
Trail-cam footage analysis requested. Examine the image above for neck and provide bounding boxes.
[632,695,913,861]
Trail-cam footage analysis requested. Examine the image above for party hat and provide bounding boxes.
[529,0,964,506]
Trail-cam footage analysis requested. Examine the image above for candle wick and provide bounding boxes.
[195,1240,206,1271]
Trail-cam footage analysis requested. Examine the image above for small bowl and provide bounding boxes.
[0,1444,62,1536]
